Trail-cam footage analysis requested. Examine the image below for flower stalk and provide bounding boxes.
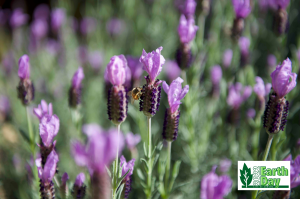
[146,116,152,199]
[165,141,171,191]
[112,124,121,199]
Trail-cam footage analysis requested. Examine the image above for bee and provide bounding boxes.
[128,87,143,104]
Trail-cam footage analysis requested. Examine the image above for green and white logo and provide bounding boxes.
[238,161,290,190]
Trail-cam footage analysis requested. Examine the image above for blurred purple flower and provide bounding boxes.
[34,100,53,121]
[61,172,69,185]
[126,56,144,81]
[18,54,30,79]
[0,9,11,25]
[39,114,60,147]
[72,67,85,89]
[219,158,232,173]
[182,0,197,17]
[106,18,125,36]
[271,58,297,99]
[120,156,135,179]
[104,55,128,86]
[78,46,88,64]
[232,0,251,18]
[33,4,50,20]
[163,77,189,114]
[75,173,85,187]
[272,0,290,9]
[31,19,48,39]
[247,108,256,119]
[71,125,125,174]
[210,65,222,85]
[238,36,250,57]
[80,17,97,35]
[51,8,65,32]
[227,83,252,109]
[222,49,233,68]
[46,39,61,55]
[164,60,181,82]
[0,95,10,115]
[36,150,59,183]
[284,154,300,188]
[267,54,277,67]
[259,0,270,10]
[10,8,28,28]
[178,15,198,44]
[139,46,165,85]
[201,166,232,199]
[253,76,271,99]
[125,132,141,150]
[2,51,14,74]
[89,51,104,70]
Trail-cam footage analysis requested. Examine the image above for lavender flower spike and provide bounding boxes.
[178,15,198,45]
[72,173,86,199]
[60,172,69,199]
[222,49,233,68]
[69,67,85,108]
[210,65,222,86]
[201,166,232,199]
[10,8,28,28]
[51,8,65,32]
[232,0,251,18]
[33,100,53,121]
[18,55,30,79]
[227,83,252,110]
[72,67,85,89]
[182,0,197,17]
[39,115,60,147]
[253,77,271,100]
[270,58,297,99]
[162,77,189,141]
[125,132,141,150]
[120,156,135,198]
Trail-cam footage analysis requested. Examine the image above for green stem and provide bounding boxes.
[112,124,120,199]
[271,134,279,161]
[26,107,35,155]
[165,141,172,193]
[146,116,152,199]
[252,134,274,199]
[197,14,206,49]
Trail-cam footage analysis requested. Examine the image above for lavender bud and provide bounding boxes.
[231,18,244,40]
[72,173,86,199]
[273,8,288,35]
[69,67,84,108]
[17,79,35,105]
[162,108,180,141]
[40,180,55,199]
[107,86,128,125]
[175,44,193,70]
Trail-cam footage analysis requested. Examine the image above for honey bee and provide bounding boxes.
[128,87,143,104]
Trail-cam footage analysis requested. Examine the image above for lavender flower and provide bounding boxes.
[227,83,252,109]
[72,173,86,199]
[33,100,53,121]
[33,4,50,20]
[222,49,233,68]
[182,0,197,18]
[253,77,271,100]
[219,158,232,173]
[78,46,88,65]
[60,172,69,199]
[106,18,125,36]
[210,65,222,86]
[80,17,97,35]
[247,108,256,119]
[201,166,232,199]
[162,77,189,141]
[239,36,250,65]
[263,58,296,134]
[232,0,251,18]
[178,15,198,45]
[61,172,69,185]
[89,51,104,71]
[69,67,84,108]
[125,132,141,150]
[10,8,28,28]
[126,56,144,83]
[17,55,34,105]
[284,155,300,188]
[31,19,48,39]
[268,54,277,68]
[105,55,129,124]
[120,156,135,198]
[51,8,65,32]
[272,0,289,35]
[164,60,181,82]
[39,114,60,148]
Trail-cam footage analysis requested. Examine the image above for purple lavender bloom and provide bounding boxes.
[10,8,28,28]
[33,4,50,20]
[36,150,59,183]
[210,65,222,85]
[268,54,277,67]
[80,17,97,35]
[71,125,125,174]
[284,155,300,188]
[39,114,60,147]
[140,47,165,85]
[106,18,125,36]
[238,36,250,57]
[271,58,297,99]
[0,95,10,115]
[126,56,143,81]
[272,0,290,9]
[164,60,181,82]
[62,172,69,185]
[201,166,232,199]
[182,0,197,17]
[89,51,104,70]
[232,0,251,18]
[247,108,256,119]
[78,46,88,64]
[33,100,53,121]
[178,15,198,44]
[72,67,85,89]
[120,156,135,178]
[219,158,232,173]
[104,55,128,86]
[18,55,30,79]
[75,173,85,187]
[125,132,141,150]
[46,39,61,55]
[31,19,48,39]
[227,83,252,109]
[51,8,65,32]
[163,77,189,114]
[253,77,271,99]
[222,49,233,68]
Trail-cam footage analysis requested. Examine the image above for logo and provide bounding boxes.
[238,161,290,190]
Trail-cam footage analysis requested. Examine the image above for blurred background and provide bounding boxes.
[1,0,300,198]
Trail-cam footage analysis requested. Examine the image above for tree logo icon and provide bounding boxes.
[240,163,253,188]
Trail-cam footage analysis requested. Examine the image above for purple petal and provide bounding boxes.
[106,55,128,86]
[162,81,170,94]
[75,173,85,187]
[43,150,59,183]
[210,65,222,85]
[82,123,103,137]
[18,54,30,79]
[61,172,69,184]
[72,67,85,89]
[71,140,88,167]
[125,132,141,149]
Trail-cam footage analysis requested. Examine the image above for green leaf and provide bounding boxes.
[117,169,131,189]
[153,154,160,167]
[143,142,148,157]
[18,128,30,144]
[172,161,181,178]
[116,183,125,199]
[137,169,145,180]
[157,142,163,151]
[239,163,253,187]
[255,190,267,199]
